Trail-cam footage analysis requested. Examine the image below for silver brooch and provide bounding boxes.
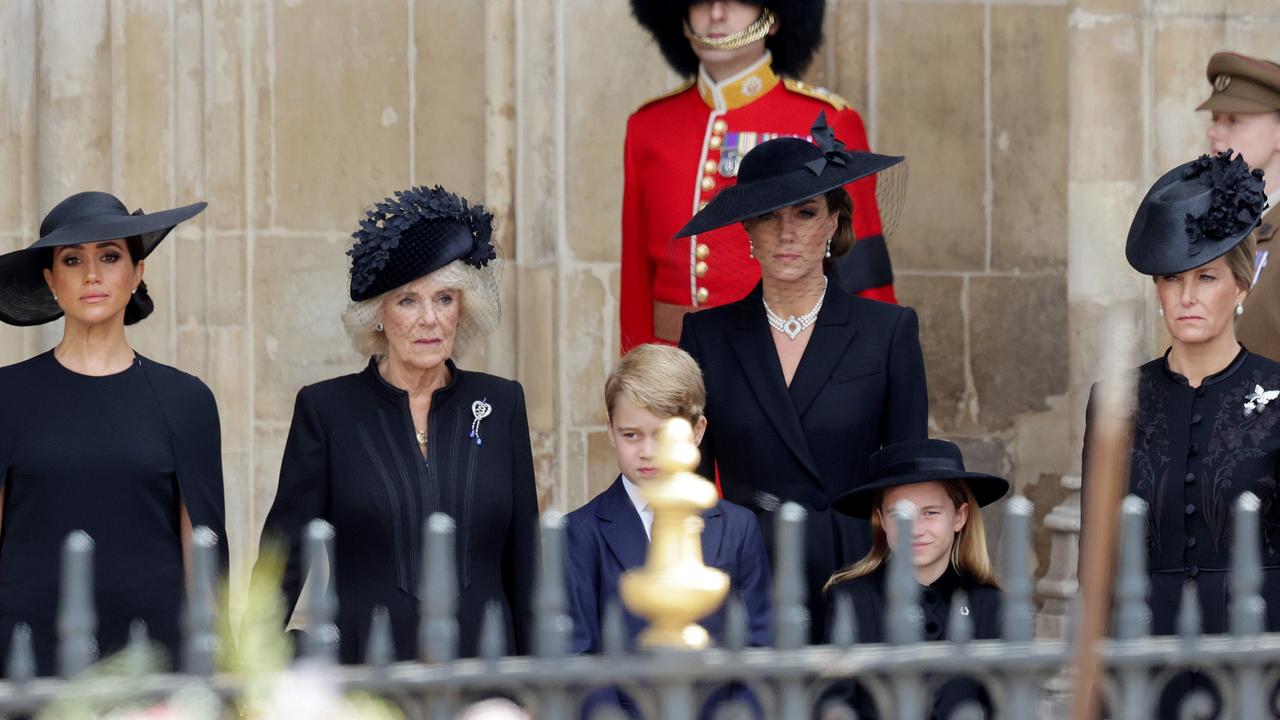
[470,399,492,445]
[960,605,970,616]
[1244,385,1279,417]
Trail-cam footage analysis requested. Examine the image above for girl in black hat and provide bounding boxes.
[0,192,227,675]
[677,112,927,643]
[1084,151,1278,717]
[254,186,537,663]
[823,438,1009,719]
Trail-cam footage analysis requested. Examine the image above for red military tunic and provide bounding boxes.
[621,53,895,352]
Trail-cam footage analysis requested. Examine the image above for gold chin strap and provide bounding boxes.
[683,8,776,52]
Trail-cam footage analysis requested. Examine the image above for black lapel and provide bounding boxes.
[788,287,859,418]
[699,503,725,567]
[597,478,650,571]
[728,287,821,478]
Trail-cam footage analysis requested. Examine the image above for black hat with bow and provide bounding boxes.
[347,186,497,302]
[0,191,206,327]
[1125,151,1267,276]
[629,0,825,78]
[833,439,1010,519]
[675,111,903,238]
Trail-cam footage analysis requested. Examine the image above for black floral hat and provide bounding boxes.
[348,186,497,302]
[1125,151,1267,276]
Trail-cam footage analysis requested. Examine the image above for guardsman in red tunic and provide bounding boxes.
[622,0,896,351]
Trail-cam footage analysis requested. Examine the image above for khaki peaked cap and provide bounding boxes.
[1198,52,1280,114]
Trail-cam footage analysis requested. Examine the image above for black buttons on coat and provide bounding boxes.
[1185,472,1196,484]
[1185,504,1196,515]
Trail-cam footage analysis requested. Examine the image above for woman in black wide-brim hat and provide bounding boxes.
[823,438,1008,720]
[0,192,227,676]
[254,186,537,663]
[676,112,928,643]
[1082,151,1279,718]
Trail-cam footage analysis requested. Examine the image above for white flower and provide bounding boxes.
[1244,385,1280,417]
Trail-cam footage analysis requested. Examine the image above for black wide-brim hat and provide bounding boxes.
[630,0,825,78]
[0,191,206,326]
[833,439,1010,518]
[1125,151,1267,276]
[675,111,903,238]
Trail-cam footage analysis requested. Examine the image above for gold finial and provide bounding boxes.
[619,418,730,650]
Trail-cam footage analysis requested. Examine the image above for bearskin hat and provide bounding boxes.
[629,0,826,78]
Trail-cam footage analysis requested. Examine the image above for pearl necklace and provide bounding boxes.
[762,277,827,340]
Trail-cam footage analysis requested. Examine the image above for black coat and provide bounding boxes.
[1083,348,1280,636]
[679,282,928,641]
[826,566,1002,719]
[256,359,539,662]
[0,352,227,675]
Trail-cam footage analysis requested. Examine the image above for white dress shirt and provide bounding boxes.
[620,475,654,541]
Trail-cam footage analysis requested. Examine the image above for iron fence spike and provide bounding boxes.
[534,512,571,658]
[1000,496,1036,642]
[479,601,507,662]
[182,526,219,675]
[5,623,34,684]
[420,513,459,663]
[773,502,809,650]
[365,606,393,668]
[57,530,97,677]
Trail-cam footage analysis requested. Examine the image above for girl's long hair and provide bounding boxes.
[824,479,999,591]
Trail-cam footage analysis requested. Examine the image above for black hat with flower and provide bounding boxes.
[348,186,497,302]
[1125,151,1267,276]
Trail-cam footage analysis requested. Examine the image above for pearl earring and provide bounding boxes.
[1158,307,1164,318]
[1237,302,1245,317]
[825,237,833,259]
[748,242,755,259]
[51,292,58,302]
[132,287,138,295]
[376,322,384,333]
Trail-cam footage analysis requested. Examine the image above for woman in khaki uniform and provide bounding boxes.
[1198,52,1280,359]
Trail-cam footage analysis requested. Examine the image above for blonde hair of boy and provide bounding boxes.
[605,344,706,424]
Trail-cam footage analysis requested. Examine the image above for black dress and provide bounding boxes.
[0,351,227,676]
[679,282,929,642]
[256,359,539,662]
[1084,348,1280,634]
[824,566,1002,719]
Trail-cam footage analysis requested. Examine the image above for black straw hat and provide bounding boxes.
[833,439,1010,518]
[629,0,825,78]
[675,112,904,238]
[1125,151,1267,276]
[347,186,497,302]
[0,191,206,326]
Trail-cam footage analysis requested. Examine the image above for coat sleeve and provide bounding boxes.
[882,306,929,445]
[831,108,896,302]
[734,511,774,647]
[678,313,718,482]
[620,116,657,353]
[564,515,601,654]
[503,382,540,656]
[177,379,230,572]
[254,387,331,621]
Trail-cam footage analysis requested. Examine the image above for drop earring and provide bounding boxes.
[825,236,832,259]
[748,242,755,259]
[51,292,58,302]
[1237,302,1245,317]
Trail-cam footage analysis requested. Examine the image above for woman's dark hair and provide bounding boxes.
[43,236,155,325]
[823,187,855,263]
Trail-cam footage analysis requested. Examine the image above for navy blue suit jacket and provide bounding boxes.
[565,477,773,652]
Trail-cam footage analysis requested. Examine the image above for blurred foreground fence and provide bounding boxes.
[2,495,1280,719]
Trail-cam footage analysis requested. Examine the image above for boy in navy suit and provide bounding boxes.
[565,343,773,654]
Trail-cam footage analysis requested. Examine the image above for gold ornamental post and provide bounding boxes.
[618,418,731,650]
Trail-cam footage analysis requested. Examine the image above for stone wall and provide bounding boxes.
[2,0,1277,601]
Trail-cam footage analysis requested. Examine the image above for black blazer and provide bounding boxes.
[679,282,928,641]
[826,567,1002,719]
[256,359,539,662]
[565,476,773,654]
